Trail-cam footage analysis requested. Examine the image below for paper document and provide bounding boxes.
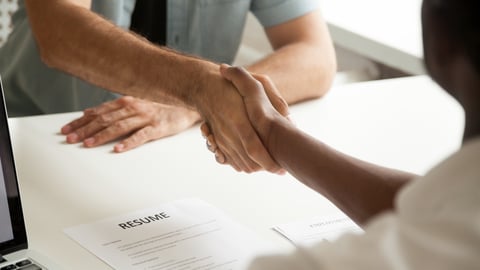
[65,198,272,270]
[272,213,363,246]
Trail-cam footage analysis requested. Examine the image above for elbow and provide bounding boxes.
[24,2,62,69]
[324,56,338,95]
[35,34,75,74]
[36,38,62,69]
[38,46,56,68]
[311,53,337,99]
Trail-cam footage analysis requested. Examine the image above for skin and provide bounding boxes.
[61,97,200,152]
[24,0,296,174]
[206,66,415,225]
[59,8,336,153]
[203,0,480,225]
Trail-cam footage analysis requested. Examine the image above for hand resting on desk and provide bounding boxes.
[61,96,201,153]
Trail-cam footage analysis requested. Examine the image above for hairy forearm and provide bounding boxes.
[267,119,416,225]
[247,42,336,105]
[247,9,337,105]
[25,0,215,109]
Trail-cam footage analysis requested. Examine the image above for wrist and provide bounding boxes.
[149,47,219,111]
[257,113,293,158]
[189,61,222,116]
[178,59,217,110]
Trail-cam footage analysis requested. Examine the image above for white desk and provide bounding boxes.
[9,76,464,270]
[322,0,424,75]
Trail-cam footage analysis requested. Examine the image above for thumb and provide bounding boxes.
[252,73,290,118]
[220,65,290,118]
[220,64,264,99]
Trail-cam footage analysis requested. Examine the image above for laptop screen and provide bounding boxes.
[0,78,27,255]
[0,158,14,243]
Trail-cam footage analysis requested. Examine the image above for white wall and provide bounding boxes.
[0,0,17,47]
[233,12,380,85]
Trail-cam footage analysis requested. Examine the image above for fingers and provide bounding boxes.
[202,121,255,172]
[199,66,283,174]
[253,73,290,117]
[65,104,136,145]
[198,66,284,174]
[201,119,282,174]
[214,150,226,165]
[61,98,124,135]
[84,117,147,148]
[220,125,280,173]
[62,97,132,143]
[62,97,200,153]
[111,108,199,152]
[220,64,264,98]
[237,123,281,173]
[220,65,290,117]
[201,123,228,168]
[114,125,156,152]
[201,122,225,164]
[209,126,258,172]
[200,122,211,138]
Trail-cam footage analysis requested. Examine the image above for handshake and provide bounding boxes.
[61,64,293,175]
[199,64,291,175]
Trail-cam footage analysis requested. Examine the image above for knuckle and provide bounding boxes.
[91,134,105,144]
[111,120,128,131]
[117,96,134,105]
[74,129,86,139]
[96,114,112,126]
[127,101,149,116]
[88,108,100,117]
[229,66,248,78]
[122,135,143,149]
[135,126,155,141]
[245,144,262,160]
[253,80,264,90]
[250,163,262,172]
[134,129,148,140]
[256,74,271,84]
[128,102,142,112]
[231,66,244,74]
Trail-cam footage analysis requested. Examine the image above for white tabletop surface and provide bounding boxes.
[9,76,464,270]
[322,0,424,75]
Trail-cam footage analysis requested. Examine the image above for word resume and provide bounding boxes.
[64,198,272,270]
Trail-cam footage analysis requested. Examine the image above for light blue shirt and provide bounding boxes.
[0,0,320,116]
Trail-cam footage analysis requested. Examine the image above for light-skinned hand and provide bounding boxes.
[200,64,290,174]
[61,96,201,152]
[192,63,288,174]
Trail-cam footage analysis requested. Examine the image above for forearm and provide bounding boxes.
[247,9,337,105]
[25,0,215,109]
[247,42,336,105]
[267,119,416,225]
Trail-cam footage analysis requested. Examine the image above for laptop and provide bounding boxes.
[0,78,63,270]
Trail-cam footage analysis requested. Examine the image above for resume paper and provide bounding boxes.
[272,213,363,246]
[64,198,272,270]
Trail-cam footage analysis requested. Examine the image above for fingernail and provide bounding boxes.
[84,137,95,147]
[207,136,214,146]
[215,151,225,164]
[114,144,125,152]
[66,133,78,143]
[61,125,71,134]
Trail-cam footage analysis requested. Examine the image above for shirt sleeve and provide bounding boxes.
[250,0,321,28]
